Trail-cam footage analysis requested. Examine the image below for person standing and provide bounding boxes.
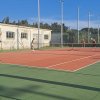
[81,39,85,47]
[91,38,96,47]
[31,38,35,51]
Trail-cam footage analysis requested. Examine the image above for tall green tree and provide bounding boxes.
[2,17,10,24]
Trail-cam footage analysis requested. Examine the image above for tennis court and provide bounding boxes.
[0,60,100,100]
[0,47,100,100]
[0,47,100,72]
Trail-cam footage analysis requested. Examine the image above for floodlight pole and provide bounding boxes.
[0,28,2,50]
[60,0,64,47]
[88,12,90,43]
[17,26,19,50]
[38,0,40,49]
[77,7,80,44]
[98,25,100,43]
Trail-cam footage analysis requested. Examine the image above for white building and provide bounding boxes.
[0,23,52,50]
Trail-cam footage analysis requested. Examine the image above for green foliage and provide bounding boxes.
[18,20,28,26]
[1,17,100,43]
[2,17,10,24]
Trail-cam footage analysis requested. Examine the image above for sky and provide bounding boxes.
[0,0,100,29]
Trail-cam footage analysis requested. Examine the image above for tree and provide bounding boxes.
[20,20,28,26]
[12,21,16,25]
[51,23,61,32]
[32,22,38,28]
[2,17,10,24]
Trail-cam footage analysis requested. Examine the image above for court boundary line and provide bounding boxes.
[0,62,73,72]
[0,54,99,72]
[0,60,99,72]
[73,60,100,72]
[47,54,98,68]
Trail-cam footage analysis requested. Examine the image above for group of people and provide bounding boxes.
[31,37,97,51]
[81,38,96,47]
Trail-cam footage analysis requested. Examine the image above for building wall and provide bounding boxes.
[0,23,52,50]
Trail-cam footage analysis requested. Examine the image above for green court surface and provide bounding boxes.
[0,63,100,100]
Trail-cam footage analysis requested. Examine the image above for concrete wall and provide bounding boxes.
[0,23,52,50]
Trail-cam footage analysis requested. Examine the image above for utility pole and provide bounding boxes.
[38,0,40,49]
[77,7,80,43]
[60,0,64,47]
[17,27,19,50]
[98,25,100,43]
[88,12,90,43]
[0,28,2,50]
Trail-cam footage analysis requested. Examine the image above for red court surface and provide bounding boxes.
[0,48,100,72]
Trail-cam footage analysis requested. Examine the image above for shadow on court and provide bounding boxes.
[0,84,76,100]
[0,74,100,92]
[0,85,41,100]
[73,72,100,77]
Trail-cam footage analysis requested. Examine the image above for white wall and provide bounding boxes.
[0,23,52,50]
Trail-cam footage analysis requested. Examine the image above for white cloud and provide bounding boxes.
[65,20,99,29]
[28,17,100,29]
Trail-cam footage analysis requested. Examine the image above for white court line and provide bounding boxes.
[0,54,100,72]
[0,62,72,72]
[47,54,98,68]
[73,60,100,72]
[0,59,100,72]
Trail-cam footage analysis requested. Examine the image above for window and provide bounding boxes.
[21,33,28,39]
[6,31,15,39]
[44,35,49,40]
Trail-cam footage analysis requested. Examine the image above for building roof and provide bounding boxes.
[0,23,52,32]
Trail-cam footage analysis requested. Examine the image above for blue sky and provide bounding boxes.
[0,0,100,29]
